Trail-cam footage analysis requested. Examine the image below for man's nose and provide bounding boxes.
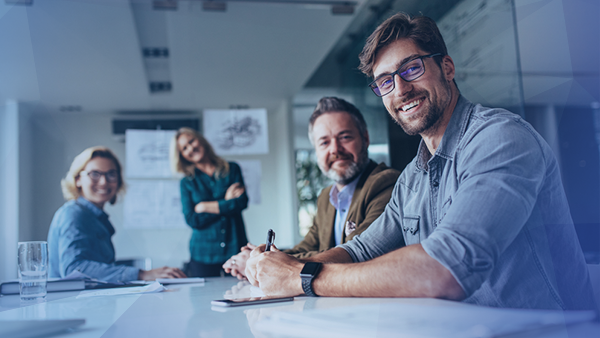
[330,138,343,154]
[392,73,413,97]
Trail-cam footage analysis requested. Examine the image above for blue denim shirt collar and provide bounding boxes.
[416,95,473,171]
[75,197,114,235]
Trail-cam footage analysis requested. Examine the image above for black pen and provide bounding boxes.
[265,229,275,251]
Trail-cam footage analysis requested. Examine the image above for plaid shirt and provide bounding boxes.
[180,162,248,264]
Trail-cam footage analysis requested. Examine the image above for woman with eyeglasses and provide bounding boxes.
[171,128,249,277]
[48,146,186,282]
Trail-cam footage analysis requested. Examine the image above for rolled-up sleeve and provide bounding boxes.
[340,180,406,262]
[421,118,545,296]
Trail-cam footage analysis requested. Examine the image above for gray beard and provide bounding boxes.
[321,143,369,185]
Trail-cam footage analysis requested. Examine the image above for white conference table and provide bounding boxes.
[0,276,598,338]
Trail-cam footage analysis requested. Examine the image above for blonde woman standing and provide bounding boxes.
[48,146,186,282]
[171,128,249,277]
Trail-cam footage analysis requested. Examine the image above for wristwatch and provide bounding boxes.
[300,262,322,297]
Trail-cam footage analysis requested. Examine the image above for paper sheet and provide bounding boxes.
[203,109,269,155]
[126,129,177,178]
[76,281,165,298]
[254,302,596,338]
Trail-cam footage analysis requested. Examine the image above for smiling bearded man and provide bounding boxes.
[222,97,400,279]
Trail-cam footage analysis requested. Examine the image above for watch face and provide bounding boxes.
[300,262,321,276]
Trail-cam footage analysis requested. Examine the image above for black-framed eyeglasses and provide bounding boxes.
[80,170,119,183]
[368,53,442,97]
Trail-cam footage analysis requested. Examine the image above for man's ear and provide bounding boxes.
[441,55,455,83]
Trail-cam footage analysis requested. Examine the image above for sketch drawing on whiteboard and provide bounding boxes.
[126,129,177,178]
[216,116,261,150]
[203,108,269,155]
[138,142,170,162]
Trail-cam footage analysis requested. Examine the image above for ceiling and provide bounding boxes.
[0,0,366,113]
[1,0,596,116]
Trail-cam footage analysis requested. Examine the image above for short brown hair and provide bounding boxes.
[308,97,368,144]
[359,12,448,78]
[61,146,125,204]
[170,127,229,178]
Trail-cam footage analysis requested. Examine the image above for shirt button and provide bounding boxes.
[341,209,346,212]
[220,242,225,248]
[221,229,226,234]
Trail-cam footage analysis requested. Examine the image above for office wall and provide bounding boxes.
[20,101,296,269]
[0,101,20,280]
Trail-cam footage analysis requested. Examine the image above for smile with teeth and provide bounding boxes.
[401,99,421,112]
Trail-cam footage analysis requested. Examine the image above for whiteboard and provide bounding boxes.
[123,180,187,229]
[438,0,522,107]
[203,109,269,155]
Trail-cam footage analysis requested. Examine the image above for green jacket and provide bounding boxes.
[285,160,400,258]
[180,162,248,264]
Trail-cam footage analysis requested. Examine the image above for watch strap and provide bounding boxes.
[301,276,318,297]
[300,262,322,297]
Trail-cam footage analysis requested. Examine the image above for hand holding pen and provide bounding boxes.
[265,229,275,251]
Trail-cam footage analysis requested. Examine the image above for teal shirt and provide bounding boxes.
[180,162,249,264]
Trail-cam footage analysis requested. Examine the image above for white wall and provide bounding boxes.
[22,101,296,269]
[0,101,20,280]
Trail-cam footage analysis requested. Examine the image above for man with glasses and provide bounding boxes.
[246,12,596,311]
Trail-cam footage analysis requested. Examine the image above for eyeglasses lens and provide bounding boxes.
[400,59,424,81]
[88,171,118,182]
[370,57,426,97]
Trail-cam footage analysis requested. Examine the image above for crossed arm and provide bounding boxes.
[193,182,245,214]
[245,244,465,300]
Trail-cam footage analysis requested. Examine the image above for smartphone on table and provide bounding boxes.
[211,296,293,307]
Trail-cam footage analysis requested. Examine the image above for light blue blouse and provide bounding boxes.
[48,197,139,283]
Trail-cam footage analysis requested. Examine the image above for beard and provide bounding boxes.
[391,76,452,136]
[320,140,370,185]
[393,98,444,136]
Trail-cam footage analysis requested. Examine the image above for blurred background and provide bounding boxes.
[1,0,598,280]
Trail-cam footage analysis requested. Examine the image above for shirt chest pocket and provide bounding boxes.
[402,215,420,245]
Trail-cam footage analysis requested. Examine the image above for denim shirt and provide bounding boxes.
[180,162,248,264]
[341,96,596,310]
[48,197,139,283]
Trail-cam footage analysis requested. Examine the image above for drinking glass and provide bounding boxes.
[17,241,48,301]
